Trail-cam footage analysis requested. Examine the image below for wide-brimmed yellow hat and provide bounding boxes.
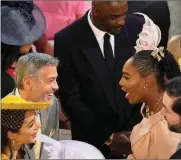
[1,95,51,110]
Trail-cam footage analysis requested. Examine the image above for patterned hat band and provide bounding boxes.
[1,110,27,130]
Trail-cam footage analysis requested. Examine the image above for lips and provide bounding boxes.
[121,87,130,99]
[32,131,38,138]
[125,92,129,99]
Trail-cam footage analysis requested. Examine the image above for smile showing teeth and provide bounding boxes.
[48,93,53,96]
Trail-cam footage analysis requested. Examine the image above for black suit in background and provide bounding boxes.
[54,12,143,156]
[128,1,171,48]
[170,148,181,159]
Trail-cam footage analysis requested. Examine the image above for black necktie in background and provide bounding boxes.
[104,33,114,73]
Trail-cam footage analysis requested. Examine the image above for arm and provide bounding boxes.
[33,34,54,56]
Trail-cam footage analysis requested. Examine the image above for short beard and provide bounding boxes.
[168,122,181,133]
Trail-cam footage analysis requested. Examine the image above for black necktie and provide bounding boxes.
[104,33,114,73]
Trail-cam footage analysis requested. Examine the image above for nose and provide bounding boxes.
[34,120,41,131]
[53,80,59,91]
[117,16,126,26]
[119,77,124,87]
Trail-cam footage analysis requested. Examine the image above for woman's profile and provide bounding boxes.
[1,95,50,159]
[120,13,181,159]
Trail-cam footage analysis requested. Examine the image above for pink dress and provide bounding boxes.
[128,104,181,159]
[35,1,90,40]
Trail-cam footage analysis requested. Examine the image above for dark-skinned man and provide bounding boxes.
[54,1,143,158]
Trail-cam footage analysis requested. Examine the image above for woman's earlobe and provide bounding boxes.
[7,131,16,140]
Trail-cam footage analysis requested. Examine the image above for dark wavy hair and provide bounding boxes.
[131,49,181,88]
[1,126,26,159]
[1,43,21,71]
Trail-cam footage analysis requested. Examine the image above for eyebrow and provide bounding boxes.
[26,117,36,127]
[122,72,130,76]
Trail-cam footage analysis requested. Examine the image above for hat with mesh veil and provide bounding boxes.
[1,95,51,130]
[1,1,46,46]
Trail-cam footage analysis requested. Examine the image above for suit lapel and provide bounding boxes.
[40,109,48,133]
[75,13,117,112]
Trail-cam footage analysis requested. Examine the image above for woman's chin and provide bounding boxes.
[128,98,139,104]
[29,138,37,144]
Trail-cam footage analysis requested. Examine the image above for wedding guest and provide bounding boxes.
[120,13,181,159]
[1,1,46,98]
[167,35,181,69]
[161,76,181,159]
[1,95,51,159]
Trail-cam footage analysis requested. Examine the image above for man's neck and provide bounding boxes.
[18,89,36,102]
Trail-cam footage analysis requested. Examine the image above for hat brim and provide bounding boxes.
[1,95,51,110]
[1,4,46,46]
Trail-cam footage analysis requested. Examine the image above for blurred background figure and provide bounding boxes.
[34,0,90,55]
[1,1,46,98]
[35,0,90,41]
[167,35,181,69]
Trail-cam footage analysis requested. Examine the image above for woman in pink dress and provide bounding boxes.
[119,13,181,159]
[35,1,90,41]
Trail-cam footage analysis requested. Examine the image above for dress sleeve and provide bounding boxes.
[153,119,180,159]
[129,117,180,159]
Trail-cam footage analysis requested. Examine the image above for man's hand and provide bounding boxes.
[109,132,132,158]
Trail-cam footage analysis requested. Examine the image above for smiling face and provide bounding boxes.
[8,110,40,145]
[119,58,149,104]
[30,65,59,102]
[92,1,128,35]
[161,92,181,133]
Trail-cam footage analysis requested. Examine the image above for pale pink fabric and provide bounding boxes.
[127,105,181,159]
[134,12,161,53]
[35,1,90,40]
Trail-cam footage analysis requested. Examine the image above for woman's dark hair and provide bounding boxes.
[1,43,21,71]
[1,126,26,159]
[131,49,181,88]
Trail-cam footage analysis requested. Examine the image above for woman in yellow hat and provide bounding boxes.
[1,95,50,159]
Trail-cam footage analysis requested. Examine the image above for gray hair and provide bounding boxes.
[15,53,59,89]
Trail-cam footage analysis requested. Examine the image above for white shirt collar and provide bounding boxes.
[15,88,21,96]
[87,10,114,42]
[87,10,115,56]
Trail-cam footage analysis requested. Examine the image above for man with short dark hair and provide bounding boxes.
[161,76,181,159]
[54,1,143,158]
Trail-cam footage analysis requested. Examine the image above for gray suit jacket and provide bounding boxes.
[9,89,59,159]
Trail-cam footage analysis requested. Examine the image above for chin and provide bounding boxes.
[128,98,141,105]
[29,138,37,144]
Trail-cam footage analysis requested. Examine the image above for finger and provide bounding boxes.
[120,134,130,142]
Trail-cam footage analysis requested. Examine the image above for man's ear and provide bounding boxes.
[23,76,32,90]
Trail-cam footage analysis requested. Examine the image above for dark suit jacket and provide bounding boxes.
[128,1,170,48]
[170,148,181,159]
[54,12,143,148]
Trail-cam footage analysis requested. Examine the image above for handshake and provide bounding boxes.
[105,131,132,158]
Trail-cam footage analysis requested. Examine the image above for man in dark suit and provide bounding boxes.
[54,1,143,158]
[128,1,170,48]
[161,76,181,159]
